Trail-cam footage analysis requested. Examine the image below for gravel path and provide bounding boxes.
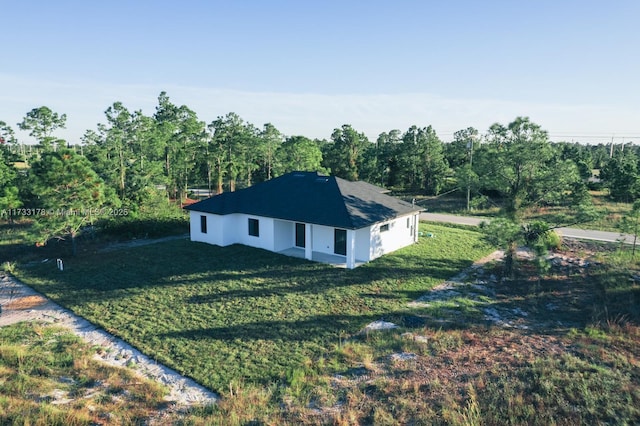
[0,273,218,407]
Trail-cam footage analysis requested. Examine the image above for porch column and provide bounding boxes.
[304,223,313,261]
[346,229,356,269]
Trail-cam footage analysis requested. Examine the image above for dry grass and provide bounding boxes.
[0,322,170,425]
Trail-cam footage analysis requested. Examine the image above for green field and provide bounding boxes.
[6,222,640,424]
[14,223,493,393]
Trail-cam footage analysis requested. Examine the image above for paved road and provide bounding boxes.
[421,212,636,245]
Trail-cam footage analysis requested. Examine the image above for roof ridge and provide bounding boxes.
[332,176,357,229]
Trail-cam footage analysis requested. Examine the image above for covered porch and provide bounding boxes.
[273,219,364,269]
[278,247,367,269]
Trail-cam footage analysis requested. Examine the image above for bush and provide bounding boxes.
[542,229,562,251]
[97,217,188,239]
[97,193,188,239]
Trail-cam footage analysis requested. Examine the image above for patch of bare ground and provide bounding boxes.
[316,327,575,425]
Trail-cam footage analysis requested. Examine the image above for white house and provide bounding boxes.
[185,171,423,269]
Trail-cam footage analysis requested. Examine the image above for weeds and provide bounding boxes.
[0,322,169,425]
[1,261,16,274]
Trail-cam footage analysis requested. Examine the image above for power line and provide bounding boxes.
[436,131,640,143]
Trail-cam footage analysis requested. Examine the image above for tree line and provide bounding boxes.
[1,92,639,251]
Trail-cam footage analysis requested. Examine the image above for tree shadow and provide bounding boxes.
[159,313,382,343]
[418,255,640,335]
[340,195,400,228]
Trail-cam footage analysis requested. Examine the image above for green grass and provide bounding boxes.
[14,223,493,394]
[10,219,640,424]
[0,221,35,264]
[0,322,168,425]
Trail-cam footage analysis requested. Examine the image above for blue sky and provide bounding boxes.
[2,1,639,144]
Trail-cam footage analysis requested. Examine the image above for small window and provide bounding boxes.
[380,223,390,232]
[200,215,207,234]
[407,217,410,228]
[248,218,260,237]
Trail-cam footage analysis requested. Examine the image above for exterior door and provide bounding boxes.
[334,229,347,256]
[295,223,305,248]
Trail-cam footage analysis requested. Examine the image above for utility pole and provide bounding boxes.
[466,138,474,211]
[610,136,614,158]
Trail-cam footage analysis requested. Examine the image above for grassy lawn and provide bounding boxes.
[13,223,493,394]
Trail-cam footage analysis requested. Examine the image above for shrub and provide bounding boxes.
[97,217,188,240]
[542,229,562,251]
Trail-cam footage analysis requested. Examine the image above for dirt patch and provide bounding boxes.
[4,294,48,310]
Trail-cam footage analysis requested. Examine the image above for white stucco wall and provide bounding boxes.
[189,211,224,246]
[232,214,275,251]
[369,213,419,260]
[190,210,420,266]
[189,212,276,251]
[312,224,339,256]
[355,226,372,261]
[273,219,293,251]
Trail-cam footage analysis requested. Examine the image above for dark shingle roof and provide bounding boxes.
[185,171,422,229]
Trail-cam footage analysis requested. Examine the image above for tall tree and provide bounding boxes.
[18,106,67,151]
[446,127,479,169]
[556,142,593,181]
[240,122,260,187]
[203,120,226,195]
[449,127,481,209]
[375,130,402,187]
[258,123,283,181]
[620,200,640,257]
[0,121,24,162]
[207,112,255,192]
[276,136,326,175]
[600,150,640,202]
[103,102,133,201]
[477,118,596,277]
[28,149,109,255]
[0,121,17,147]
[84,106,160,207]
[323,124,371,181]
[0,148,22,222]
[475,117,580,220]
[589,143,612,170]
[399,125,448,194]
[154,92,204,200]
